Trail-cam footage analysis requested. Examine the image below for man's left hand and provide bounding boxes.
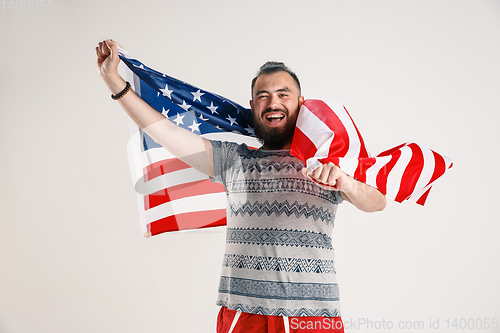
[302,163,386,212]
[301,162,353,191]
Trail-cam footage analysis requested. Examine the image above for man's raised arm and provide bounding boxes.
[96,39,214,177]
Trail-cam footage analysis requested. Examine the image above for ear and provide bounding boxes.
[249,99,253,109]
[299,96,305,107]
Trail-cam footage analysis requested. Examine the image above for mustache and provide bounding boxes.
[262,108,288,117]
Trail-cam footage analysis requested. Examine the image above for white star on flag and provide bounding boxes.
[160,84,173,98]
[226,115,238,126]
[179,100,192,111]
[188,120,201,133]
[191,89,205,102]
[161,107,170,116]
[207,102,219,114]
[245,125,255,135]
[173,113,185,126]
[199,113,208,121]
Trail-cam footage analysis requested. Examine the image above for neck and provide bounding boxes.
[262,142,291,150]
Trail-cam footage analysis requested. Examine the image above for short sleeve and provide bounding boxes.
[331,190,344,204]
[210,140,242,186]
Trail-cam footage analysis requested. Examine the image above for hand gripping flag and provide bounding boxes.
[117,49,452,237]
[290,100,453,205]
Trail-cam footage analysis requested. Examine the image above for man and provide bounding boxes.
[96,39,385,333]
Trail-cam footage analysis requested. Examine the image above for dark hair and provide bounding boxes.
[251,61,301,97]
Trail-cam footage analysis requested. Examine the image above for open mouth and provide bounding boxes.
[265,113,285,124]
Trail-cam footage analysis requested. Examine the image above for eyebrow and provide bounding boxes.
[255,87,292,96]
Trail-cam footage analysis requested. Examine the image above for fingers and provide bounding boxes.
[306,162,341,187]
[96,43,106,61]
[101,40,111,57]
[96,39,122,76]
[301,167,308,178]
[95,40,113,59]
[108,39,123,49]
[105,39,116,60]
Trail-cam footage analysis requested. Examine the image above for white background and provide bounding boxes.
[1,1,499,332]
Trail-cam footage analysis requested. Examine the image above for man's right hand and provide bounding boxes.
[95,39,128,95]
[96,39,122,81]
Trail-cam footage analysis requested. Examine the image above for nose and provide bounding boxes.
[269,94,281,109]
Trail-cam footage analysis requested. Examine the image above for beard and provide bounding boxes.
[252,106,299,150]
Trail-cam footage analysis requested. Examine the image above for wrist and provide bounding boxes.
[102,73,126,95]
[337,174,357,193]
[100,69,120,82]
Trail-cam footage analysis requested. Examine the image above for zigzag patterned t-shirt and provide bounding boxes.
[210,140,344,317]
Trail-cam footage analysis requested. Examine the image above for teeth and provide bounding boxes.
[266,115,284,119]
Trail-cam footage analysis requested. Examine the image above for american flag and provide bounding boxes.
[290,100,453,205]
[117,48,260,237]
[117,50,452,237]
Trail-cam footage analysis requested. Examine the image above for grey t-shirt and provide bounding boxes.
[210,140,343,317]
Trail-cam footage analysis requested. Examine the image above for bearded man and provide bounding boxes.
[96,39,385,333]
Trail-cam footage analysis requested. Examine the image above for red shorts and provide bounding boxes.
[217,307,344,333]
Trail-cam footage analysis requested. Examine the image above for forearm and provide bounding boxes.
[142,119,214,176]
[340,176,386,212]
[101,72,213,176]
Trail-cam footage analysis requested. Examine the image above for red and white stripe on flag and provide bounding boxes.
[130,143,228,236]
[290,100,453,205]
[127,125,260,237]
